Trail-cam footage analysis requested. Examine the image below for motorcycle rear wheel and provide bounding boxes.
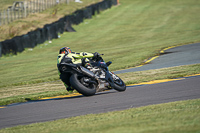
[70,73,97,96]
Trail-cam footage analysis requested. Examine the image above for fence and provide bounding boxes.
[0,0,74,26]
[0,0,118,57]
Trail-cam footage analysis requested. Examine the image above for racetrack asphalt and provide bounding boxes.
[0,43,200,129]
[114,43,200,74]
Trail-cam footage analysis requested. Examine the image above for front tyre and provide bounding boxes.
[110,72,126,92]
[70,73,97,96]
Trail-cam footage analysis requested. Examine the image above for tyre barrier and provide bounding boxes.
[0,0,117,57]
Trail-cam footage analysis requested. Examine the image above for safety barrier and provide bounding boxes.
[0,0,117,57]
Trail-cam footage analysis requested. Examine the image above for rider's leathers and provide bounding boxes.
[57,52,94,88]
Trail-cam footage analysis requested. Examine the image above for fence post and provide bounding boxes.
[0,11,1,26]
[27,0,29,16]
[24,0,27,18]
[7,9,10,24]
[13,9,16,20]
[45,0,46,10]
[17,7,19,19]
[10,9,13,22]
[34,0,36,13]
[21,7,23,18]
[47,0,48,9]
[66,0,69,5]
[3,10,5,25]
[31,0,33,13]
[42,0,44,11]
[30,1,31,13]
[37,0,39,12]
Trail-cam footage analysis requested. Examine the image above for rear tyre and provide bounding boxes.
[70,73,97,96]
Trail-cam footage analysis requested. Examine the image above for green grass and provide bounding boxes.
[1,99,199,132]
[118,64,200,85]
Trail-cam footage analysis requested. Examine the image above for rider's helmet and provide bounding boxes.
[59,47,72,54]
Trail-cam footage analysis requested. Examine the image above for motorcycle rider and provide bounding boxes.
[57,47,99,92]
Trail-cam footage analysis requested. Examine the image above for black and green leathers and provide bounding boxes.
[57,52,94,65]
[57,52,94,89]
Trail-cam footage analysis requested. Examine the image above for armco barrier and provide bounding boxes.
[0,0,117,57]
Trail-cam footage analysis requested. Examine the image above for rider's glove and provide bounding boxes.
[93,52,100,58]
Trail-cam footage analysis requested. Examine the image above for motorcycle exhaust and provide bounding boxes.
[80,66,97,79]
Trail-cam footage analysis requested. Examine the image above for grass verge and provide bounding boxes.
[118,63,200,85]
[1,99,199,132]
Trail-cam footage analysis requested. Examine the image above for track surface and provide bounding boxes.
[0,75,200,129]
[114,43,200,74]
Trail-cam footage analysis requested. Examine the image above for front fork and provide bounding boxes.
[104,71,116,88]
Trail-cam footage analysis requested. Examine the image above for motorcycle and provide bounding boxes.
[60,53,126,96]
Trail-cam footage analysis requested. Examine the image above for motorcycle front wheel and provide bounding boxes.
[110,72,126,92]
[70,73,97,96]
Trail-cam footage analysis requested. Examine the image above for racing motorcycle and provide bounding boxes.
[60,53,126,96]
